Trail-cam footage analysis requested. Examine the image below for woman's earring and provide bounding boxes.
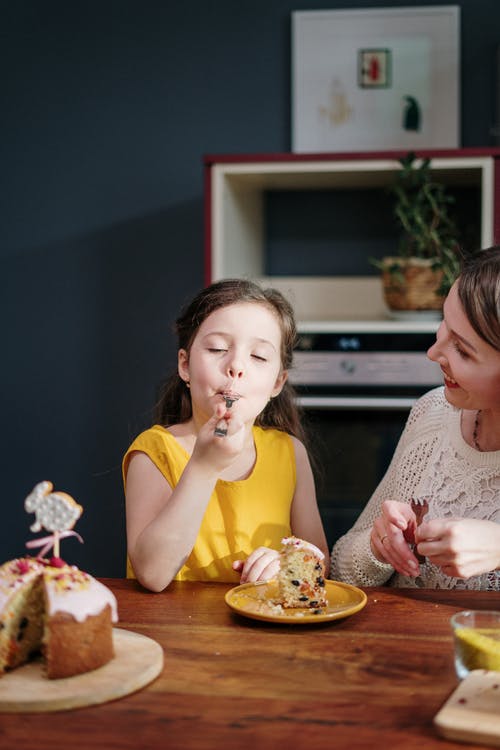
[185,380,190,389]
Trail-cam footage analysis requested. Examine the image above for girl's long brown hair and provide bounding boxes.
[154,278,307,444]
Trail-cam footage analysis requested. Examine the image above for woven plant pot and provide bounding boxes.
[381,257,445,312]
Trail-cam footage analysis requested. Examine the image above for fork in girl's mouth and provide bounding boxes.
[221,392,240,409]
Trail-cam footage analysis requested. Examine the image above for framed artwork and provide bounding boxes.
[358,49,392,89]
[292,6,460,152]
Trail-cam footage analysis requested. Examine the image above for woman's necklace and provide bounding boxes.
[473,409,482,451]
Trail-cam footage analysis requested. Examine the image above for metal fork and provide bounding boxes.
[410,497,430,563]
[214,394,240,436]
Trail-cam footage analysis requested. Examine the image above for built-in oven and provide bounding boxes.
[289,322,442,550]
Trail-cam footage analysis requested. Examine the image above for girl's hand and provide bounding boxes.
[232,547,280,583]
[370,500,420,577]
[416,517,500,579]
[190,402,246,477]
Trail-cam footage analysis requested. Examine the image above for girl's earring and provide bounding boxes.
[185,380,190,388]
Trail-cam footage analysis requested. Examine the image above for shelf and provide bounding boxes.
[204,150,499,324]
[297,318,440,334]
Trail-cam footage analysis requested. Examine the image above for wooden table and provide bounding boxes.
[1,580,498,750]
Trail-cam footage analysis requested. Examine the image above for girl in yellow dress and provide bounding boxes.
[123,279,328,591]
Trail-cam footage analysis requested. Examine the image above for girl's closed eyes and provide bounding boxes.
[206,347,269,361]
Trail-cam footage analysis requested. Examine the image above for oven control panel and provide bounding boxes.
[290,331,442,387]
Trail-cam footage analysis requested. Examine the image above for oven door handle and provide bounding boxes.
[296,395,417,411]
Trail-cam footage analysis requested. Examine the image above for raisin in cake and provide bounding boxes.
[278,536,328,609]
[0,556,118,679]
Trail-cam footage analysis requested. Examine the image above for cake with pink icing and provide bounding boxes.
[277,536,328,610]
[0,481,118,679]
[0,556,118,678]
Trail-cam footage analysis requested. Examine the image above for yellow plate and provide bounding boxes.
[225,579,367,624]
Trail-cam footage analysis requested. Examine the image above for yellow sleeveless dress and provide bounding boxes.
[123,425,295,582]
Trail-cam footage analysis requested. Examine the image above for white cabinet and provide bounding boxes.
[204,150,499,325]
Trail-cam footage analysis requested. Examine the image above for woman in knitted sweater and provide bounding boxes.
[331,247,500,590]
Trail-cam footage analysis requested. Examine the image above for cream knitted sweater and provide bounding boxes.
[330,387,500,590]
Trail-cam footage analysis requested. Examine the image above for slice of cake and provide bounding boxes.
[278,536,328,609]
[0,556,118,679]
[0,557,45,674]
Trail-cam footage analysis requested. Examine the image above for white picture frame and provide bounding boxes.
[292,6,460,153]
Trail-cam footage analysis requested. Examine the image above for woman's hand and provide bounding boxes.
[416,517,500,579]
[370,500,420,577]
[232,547,280,583]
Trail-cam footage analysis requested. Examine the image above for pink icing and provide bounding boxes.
[44,565,118,623]
[0,558,45,611]
[281,536,325,560]
[0,557,118,624]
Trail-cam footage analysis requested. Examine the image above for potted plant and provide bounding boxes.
[375,152,462,316]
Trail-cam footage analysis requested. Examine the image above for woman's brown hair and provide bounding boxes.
[458,246,500,351]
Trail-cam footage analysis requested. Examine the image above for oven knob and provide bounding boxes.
[340,359,356,375]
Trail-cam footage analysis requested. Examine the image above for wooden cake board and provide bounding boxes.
[434,670,500,747]
[0,628,164,712]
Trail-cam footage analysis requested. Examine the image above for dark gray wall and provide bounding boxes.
[2,0,499,575]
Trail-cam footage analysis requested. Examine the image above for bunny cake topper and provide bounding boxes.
[25,480,84,561]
